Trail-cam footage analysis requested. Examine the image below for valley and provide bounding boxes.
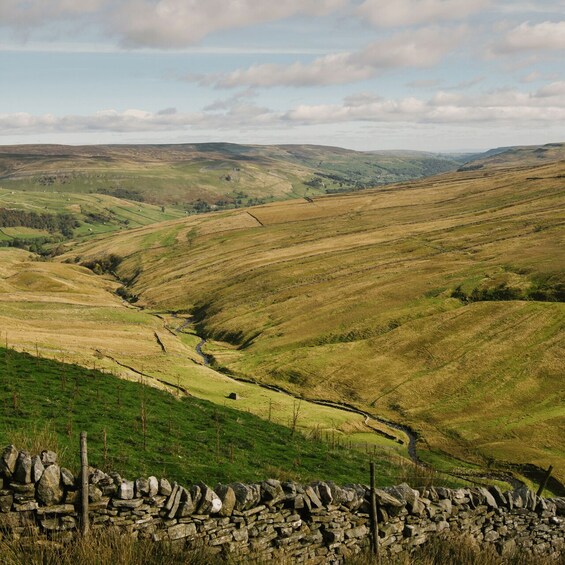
[0,142,563,493]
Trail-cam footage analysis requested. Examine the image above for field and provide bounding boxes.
[64,145,565,487]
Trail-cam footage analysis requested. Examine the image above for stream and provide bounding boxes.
[164,312,528,490]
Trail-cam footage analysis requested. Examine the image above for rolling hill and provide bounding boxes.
[62,144,565,486]
[0,143,460,212]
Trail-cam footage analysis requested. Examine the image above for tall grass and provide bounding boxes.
[1,532,561,565]
[0,530,219,565]
[347,535,563,565]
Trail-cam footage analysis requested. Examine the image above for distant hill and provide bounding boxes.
[459,142,565,171]
[0,143,460,211]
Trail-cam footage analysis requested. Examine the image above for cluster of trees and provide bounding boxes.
[0,236,63,256]
[452,278,564,303]
[98,188,146,202]
[81,254,123,275]
[184,193,268,215]
[0,208,79,237]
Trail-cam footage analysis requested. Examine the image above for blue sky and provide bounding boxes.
[0,0,564,151]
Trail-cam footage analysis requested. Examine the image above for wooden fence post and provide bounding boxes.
[536,465,553,497]
[80,431,90,535]
[370,462,380,562]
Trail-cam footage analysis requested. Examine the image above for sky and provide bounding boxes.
[0,0,564,151]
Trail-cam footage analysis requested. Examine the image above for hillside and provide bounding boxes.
[0,347,402,486]
[459,142,565,172]
[0,188,186,247]
[0,247,413,469]
[0,143,459,211]
[64,154,565,485]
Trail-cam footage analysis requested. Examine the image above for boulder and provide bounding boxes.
[550,498,565,516]
[148,476,159,497]
[304,485,323,509]
[90,469,113,487]
[135,478,150,498]
[14,452,32,484]
[196,484,222,514]
[215,484,236,516]
[282,481,297,500]
[488,485,507,506]
[37,464,63,505]
[159,478,172,496]
[476,487,498,509]
[232,482,253,511]
[327,482,348,505]
[375,489,406,509]
[176,488,195,518]
[261,479,285,505]
[31,456,45,483]
[387,483,424,515]
[88,484,103,503]
[0,445,18,478]
[316,482,333,506]
[118,480,134,500]
[167,485,184,518]
[60,467,75,488]
[40,450,57,467]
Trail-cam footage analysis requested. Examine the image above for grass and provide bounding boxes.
[348,535,564,565]
[0,346,410,487]
[64,152,565,487]
[0,530,560,565]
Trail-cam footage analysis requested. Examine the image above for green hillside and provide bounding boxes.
[66,152,565,486]
[0,143,460,211]
[0,347,407,486]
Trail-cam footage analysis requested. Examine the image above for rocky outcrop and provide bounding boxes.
[0,445,563,562]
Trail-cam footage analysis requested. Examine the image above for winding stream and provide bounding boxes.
[132,310,528,490]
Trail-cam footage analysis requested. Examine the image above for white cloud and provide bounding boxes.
[198,27,466,88]
[2,83,564,138]
[535,81,565,97]
[285,83,565,125]
[0,0,346,48]
[493,20,565,53]
[357,0,489,27]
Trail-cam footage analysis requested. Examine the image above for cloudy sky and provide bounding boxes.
[1,0,564,151]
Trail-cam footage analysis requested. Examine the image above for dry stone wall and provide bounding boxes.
[1,445,564,563]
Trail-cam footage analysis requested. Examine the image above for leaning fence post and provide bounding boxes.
[80,431,90,535]
[536,465,553,497]
[370,461,380,562]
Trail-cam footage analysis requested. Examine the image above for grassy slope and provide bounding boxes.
[0,347,404,486]
[0,143,459,207]
[0,187,186,240]
[0,247,408,461]
[459,142,565,171]
[67,153,565,483]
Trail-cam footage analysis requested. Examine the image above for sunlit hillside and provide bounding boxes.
[66,151,565,484]
[0,143,460,210]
